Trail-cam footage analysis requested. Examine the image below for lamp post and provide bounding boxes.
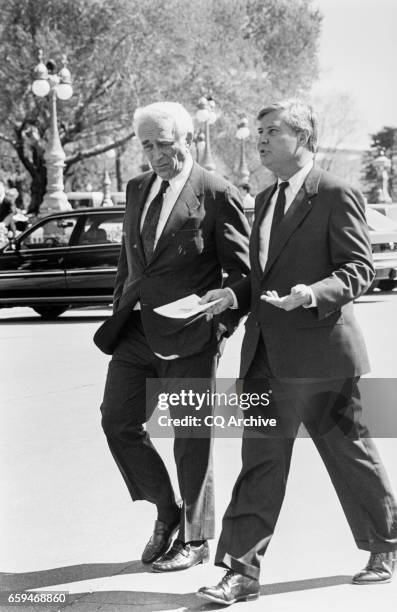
[195,96,217,172]
[194,129,206,165]
[102,149,115,207]
[235,114,250,184]
[373,148,392,203]
[31,50,73,214]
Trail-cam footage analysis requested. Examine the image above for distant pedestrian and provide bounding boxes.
[238,183,255,211]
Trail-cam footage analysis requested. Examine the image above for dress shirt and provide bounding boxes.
[134,155,194,359]
[227,158,316,309]
[140,155,193,247]
[258,159,314,270]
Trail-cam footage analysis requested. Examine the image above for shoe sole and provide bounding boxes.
[197,591,259,606]
[152,555,209,572]
[352,578,392,585]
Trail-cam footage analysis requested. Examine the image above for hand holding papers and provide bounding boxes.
[153,294,222,319]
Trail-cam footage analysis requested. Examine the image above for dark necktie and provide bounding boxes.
[269,181,289,249]
[141,180,169,261]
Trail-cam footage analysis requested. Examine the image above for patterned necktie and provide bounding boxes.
[269,181,289,249]
[141,180,169,261]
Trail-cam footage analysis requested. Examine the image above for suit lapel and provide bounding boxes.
[130,172,156,267]
[251,183,277,279]
[149,162,203,263]
[262,165,322,278]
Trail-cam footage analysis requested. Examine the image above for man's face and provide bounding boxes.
[257,110,304,177]
[138,115,190,180]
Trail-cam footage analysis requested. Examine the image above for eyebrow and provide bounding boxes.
[257,123,279,132]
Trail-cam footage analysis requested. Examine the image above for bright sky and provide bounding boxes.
[312,0,397,148]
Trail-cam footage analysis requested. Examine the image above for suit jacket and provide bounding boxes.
[233,165,374,379]
[96,161,250,357]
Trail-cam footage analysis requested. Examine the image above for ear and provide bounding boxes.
[297,129,310,148]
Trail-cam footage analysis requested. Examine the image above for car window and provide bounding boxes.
[19,217,78,250]
[77,214,123,246]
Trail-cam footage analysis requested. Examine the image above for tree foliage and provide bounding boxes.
[0,0,322,211]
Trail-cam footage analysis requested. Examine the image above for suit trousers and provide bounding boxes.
[100,311,219,541]
[215,337,397,579]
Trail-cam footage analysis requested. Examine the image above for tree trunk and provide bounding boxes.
[115,147,123,191]
[28,166,47,215]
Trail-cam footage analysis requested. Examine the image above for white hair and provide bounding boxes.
[133,102,194,139]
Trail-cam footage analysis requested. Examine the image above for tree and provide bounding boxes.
[0,0,322,211]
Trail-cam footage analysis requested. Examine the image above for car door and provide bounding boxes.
[0,215,78,301]
[64,211,123,300]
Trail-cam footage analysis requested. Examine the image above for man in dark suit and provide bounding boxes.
[98,101,250,572]
[198,99,397,605]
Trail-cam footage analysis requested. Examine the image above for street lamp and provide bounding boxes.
[102,149,115,207]
[195,96,217,172]
[235,114,250,184]
[32,50,73,214]
[372,148,392,203]
[194,129,206,165]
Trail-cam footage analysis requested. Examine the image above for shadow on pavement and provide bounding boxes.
[0,561,148,591]
[0,567,352,610]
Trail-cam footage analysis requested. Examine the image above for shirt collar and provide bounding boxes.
[277,158,314,195]
[165,155,193,193]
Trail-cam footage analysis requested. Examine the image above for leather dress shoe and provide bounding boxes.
[152,539,209,572]
[141,517,179,564]
[352,551,396,585]
[198,570,260,606]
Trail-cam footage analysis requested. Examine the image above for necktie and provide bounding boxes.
[269,181,289,249]
[141,180,169,261]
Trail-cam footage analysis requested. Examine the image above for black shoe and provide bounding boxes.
[152,539,209,572]
[141,516,179,564]
[352,551,396,585]
[198,569,260,606]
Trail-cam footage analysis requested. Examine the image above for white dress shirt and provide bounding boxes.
[258,159,314,270]
[135,155,194,359]
[227,158,316,309]
[140,155,193,247]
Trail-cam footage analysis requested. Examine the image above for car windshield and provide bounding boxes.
[366,207,397,232]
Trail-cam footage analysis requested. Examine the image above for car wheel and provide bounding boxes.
[378,279,396,291]
[32,305,69,319]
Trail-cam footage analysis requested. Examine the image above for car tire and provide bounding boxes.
[32,305,69,319]
[378,279,396,292]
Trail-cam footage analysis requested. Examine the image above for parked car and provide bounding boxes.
[1,203,396,320]
[366,206,397,291]
[242,203,397,292]
[0,207,124,318]
[66,191,125,209]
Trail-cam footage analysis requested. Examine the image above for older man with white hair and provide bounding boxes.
[97,102,250,572]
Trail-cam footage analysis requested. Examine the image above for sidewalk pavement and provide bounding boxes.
[0,306,396,611]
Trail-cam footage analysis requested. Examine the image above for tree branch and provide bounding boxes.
[64,130,135,166]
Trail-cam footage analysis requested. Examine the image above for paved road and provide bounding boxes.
[0,293,396,611]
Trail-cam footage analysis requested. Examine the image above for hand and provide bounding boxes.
[260,284,312,311]
[199,288,234,317]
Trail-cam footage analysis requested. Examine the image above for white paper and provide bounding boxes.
[153,293,222,319]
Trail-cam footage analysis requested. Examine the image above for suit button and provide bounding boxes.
[255,322,260,327]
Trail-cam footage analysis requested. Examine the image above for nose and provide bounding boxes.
[151,143,165,162]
